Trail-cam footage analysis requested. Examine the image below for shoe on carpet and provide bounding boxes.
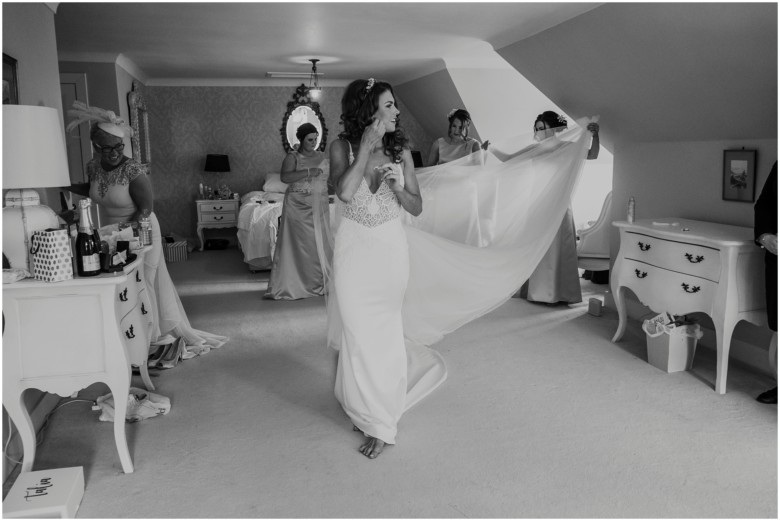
[756,386,777,404]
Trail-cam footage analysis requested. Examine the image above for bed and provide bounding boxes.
[236,173,288,270]
[236,173,336,271]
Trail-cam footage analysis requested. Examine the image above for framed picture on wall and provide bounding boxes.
[722,149,757,202]
[3,53,18,105]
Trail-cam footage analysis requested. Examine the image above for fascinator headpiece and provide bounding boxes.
[65,101,133,138]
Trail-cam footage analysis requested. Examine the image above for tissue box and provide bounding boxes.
[163,240,188,262]
[3,467,84,518]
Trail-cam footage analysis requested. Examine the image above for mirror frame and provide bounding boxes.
[128,81,151,165]
[280,84,328,154]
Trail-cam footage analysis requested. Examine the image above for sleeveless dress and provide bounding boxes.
[433,137,481,164]
[265,150,331,300]
[87,159,227,359]
[329,145,446,445]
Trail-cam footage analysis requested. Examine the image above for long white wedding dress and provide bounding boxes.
[324,118,595,445]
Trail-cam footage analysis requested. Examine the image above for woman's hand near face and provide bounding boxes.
[361,118,386,150]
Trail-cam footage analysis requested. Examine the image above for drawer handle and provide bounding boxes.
[684,253,705,263]
[141,302,148,315]
[136,272,142,282]
[681,283,701,294]
[638,242,651,251]
[634,269,648,278]
[125,324,136,339]
[119,288,128,302]
[212,206,223,211]
[213,215,224,221]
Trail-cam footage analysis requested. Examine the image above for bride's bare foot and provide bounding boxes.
[359,436,385,459]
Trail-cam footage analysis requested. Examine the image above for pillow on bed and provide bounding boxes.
[263,173,287,193]
[240,191,266,206]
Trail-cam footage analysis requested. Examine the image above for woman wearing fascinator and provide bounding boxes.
[66,102,227,367]
[426,108,489,165]
[265,122,331,300]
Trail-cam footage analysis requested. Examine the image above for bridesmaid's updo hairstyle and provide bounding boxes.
[534,111,568,131]
[295,122,318,143]
[447,108,472,138]
[339,78,409,164]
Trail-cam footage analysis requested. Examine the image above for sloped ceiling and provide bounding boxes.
[53,2,600,84]
[497,3,778,144]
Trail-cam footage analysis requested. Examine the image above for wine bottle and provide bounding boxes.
[75,198,101,276]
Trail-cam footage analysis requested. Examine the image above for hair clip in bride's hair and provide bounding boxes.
[557,114,568,126]
[447,109,457,119]
[366,78,376,92]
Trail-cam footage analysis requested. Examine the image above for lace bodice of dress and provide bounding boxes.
[342,178,400,228]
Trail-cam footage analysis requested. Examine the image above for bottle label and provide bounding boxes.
[81,253,100,271]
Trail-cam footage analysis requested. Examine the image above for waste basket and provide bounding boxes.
[642,318,703,373]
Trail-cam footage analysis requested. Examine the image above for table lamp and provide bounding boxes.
[3,105,71,271]
[204,154,230,174]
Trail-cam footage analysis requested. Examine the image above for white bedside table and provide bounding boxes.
[611,218,767,394]
[196,198,239,251]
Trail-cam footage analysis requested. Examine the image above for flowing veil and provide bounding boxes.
[318,117,595,404]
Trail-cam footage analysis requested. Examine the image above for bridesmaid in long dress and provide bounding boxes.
[517,111,600,304]
[265,123,331,300]
[427,108,488,165]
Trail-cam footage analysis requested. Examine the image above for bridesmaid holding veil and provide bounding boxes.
[265,123,331,300]
[427,108,488,165]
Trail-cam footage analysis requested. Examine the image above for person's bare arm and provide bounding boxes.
[128,173,154,220]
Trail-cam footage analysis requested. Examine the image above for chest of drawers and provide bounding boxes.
[611,218,766,393]
[2,248,153,474]
[196,199,239,251]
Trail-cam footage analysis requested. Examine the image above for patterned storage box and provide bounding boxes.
[30,228,73,282]
[163,240,188,262]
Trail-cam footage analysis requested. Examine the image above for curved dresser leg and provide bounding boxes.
[196,225,205,251]
[612,285,628,342]
[107,383,134,473]
[713,318,737,395]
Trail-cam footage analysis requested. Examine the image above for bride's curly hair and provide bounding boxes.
[339,79,408,163]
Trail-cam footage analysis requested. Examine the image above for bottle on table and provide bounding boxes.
[75,198,101,277]
[139,216,152,246]
[627,196,636,223]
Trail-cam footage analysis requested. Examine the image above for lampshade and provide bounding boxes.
[204,154,230,173]
[3,105,71,271]
[3,105,70,190]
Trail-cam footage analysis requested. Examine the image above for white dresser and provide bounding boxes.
[195,198,239,251]
[3,248,153,474]
[611,218,766,394]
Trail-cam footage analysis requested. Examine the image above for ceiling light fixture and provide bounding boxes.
[307,58,322,101]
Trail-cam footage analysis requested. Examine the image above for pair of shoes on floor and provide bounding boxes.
[756,386,777,404]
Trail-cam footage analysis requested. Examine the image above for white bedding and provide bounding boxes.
[236,190,337,271]
[237,192,285,270]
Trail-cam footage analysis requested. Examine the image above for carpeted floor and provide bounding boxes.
[6,247,777,518]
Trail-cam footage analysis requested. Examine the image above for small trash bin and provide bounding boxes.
[642,318,703,373]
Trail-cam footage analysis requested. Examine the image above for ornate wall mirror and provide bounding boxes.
[280,84,327,153]
[128,81,151,165]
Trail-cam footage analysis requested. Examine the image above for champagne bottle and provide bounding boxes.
[75,198,101,276]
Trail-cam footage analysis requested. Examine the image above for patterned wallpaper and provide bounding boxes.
[145,85,432,241]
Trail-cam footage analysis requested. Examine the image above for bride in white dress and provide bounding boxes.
[327,79,442,459]
[323,79,597,459]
